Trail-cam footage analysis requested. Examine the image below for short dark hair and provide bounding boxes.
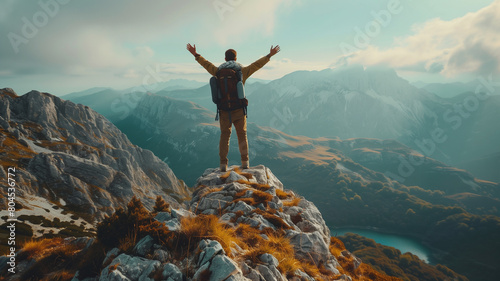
[225,49,237,61]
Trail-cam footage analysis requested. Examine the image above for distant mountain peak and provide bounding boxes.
[0,89,190,225]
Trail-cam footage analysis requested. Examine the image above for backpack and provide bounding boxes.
[210,68,247,120]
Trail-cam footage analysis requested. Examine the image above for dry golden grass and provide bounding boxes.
[252,209,291,230]
[232,167,254,180]
[236,179,272,192]
[0,128,36,166]
[233,188,273,208]
[252,190,273,205]
[237,228,324,279]
[1,89,18,99]
[275,188,292,200]
[198,186,224,199]
[219,171,231,181]
[283,197,301,207]
[233,197,256,206]
[118,229,138,253]
[179,215,241,256]
[17,238,83,280]
[20,238,65,260]
[235,224,263,247]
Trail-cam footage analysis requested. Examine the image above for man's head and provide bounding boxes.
[225,49,237,61]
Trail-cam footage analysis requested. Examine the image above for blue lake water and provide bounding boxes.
[331,228,433,264]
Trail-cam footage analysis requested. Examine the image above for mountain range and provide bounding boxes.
[0,88,417,280]
[65,67,500,184]
[2,64,499,280]
[107,92,499,280]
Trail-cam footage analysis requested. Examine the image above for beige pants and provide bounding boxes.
[219,108,248,165]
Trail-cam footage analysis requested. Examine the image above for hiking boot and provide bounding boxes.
[220,163,228,172]
[241,160,249,169]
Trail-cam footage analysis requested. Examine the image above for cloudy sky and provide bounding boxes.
[0,0,498,96]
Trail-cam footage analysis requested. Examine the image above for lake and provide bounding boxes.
[331,227,433,264]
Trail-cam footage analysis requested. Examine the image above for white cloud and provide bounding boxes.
[0,0,293,76]
[339,0,500,77]
[207,0,292,45]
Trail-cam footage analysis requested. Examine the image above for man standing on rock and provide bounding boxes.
[187,43,280,172]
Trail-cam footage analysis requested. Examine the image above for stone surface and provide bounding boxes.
[208,255,240,281]
[259,254,279,267]
[198,240,225,267]
[99,253,161,281]
[161,263,184,281]
[133,235,154,257]
[154,211,172,223]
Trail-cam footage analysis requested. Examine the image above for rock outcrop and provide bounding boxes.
[0,88,190,223]
[2,165,394,281]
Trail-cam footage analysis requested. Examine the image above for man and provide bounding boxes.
[187,43,280,172]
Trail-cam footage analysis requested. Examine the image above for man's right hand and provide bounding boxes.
[187,43,198,57]
[268,45,280,57]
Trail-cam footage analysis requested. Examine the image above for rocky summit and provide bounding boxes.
[0,165,396,281]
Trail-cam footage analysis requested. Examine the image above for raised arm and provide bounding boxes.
[187,43,218,76]
[241,45,280,83]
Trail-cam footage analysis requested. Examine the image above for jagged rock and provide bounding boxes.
[67,135,78,143]
[0,92,11,121]
[103,248,121,266]
[256,264,285,281]
[197,197,230,213]
[227,201,254,215]
[198,240,225,267]
[259,254,279,267]
[297,200,331,240]
[154,212,173,223]
[287,230,338,272]
[164,218,181,231]
[171,208,193,220]
[291,270,315,281]
[12,128,20,139]
[18,138,29,147]
[241,263,265,281]
[69,237,95,251]
[208,255,242,281]
[99,253,161,281]
[243,165,283,190]
[0,90,190,221]
[196,170,224,186]
[219,212,236,224]
[161,263,184,281]
[133,235,154,257]
[225,273,251,281]
[341,250,362,270]
[226,171,247,182]
[192,262,210,281]
[152,249,170,263]
[0,116,9,129]
[238,214,275,230]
